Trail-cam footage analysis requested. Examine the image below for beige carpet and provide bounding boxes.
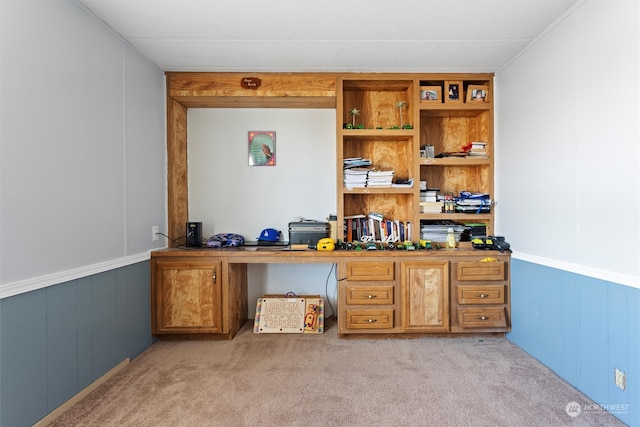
[49,319,625,427]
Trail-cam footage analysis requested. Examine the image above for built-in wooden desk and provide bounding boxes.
[150,247,510,339]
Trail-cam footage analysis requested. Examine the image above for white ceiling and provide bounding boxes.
[78,0,582,73]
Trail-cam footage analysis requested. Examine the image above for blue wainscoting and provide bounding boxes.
[0,261,152,427]
[508,259,639,426]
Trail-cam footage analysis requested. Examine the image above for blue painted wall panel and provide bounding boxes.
[46,281,79,411]
[560,276,579,386]
[509,259,639,426]
[76,277,93,390]
[0,261,152,426]
[125,262,152,357]
[0,290,48,426]
[91,270,125,379]
[627,290,640,424]
[576,276,609,403]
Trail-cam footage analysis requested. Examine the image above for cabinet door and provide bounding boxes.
[402,261,449,332]
[153,260,222,334]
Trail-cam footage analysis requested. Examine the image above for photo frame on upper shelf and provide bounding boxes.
[248,131,276,166]
[467,85,490,103]
[445,81,462,104]
[420,86,442,103]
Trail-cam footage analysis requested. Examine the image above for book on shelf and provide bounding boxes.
[467,141,488,157]
[343,213,411,243]
[420,201,444,213]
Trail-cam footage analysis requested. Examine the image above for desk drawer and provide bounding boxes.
[457,261,505,281]
[457,307,507,329]
[346,262,394,281]
[346,309,394,329]
[457,285,505,305]
[346,285,394,305]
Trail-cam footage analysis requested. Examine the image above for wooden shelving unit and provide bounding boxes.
[337,73,495,242]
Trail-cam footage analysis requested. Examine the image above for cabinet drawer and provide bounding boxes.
[457,261,505,281]
[346,262,394,281]
[457,285,505,305]
[346,285,394,305]
[457,307,507,329]
[346,309,394,329]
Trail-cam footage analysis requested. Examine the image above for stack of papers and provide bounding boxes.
[343,168,370,188]
[367,170,394,187]
[343,157,372,169]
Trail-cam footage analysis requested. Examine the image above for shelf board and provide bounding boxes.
[420,157,490,166]
[419,103,491,112]
[419,213,492,221]
[342,187,416,195]
[341,129,415,139]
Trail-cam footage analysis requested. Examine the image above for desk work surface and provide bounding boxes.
[151,246,509,263]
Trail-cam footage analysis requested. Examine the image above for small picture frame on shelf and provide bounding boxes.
[420,86,441,102]
[445,81,462,103]
[467,85,489,103]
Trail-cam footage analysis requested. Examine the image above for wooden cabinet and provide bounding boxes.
[338,260,400,334]
[157,72,508,340]
[401,261,449,332]
[336,74,495,242]
[418,76,494,236]
[152,258,222,334]
[151,254,248,339]
[337,77,418,242]
[451,257,510,333]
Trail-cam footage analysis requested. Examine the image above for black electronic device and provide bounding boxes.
[186,222,203,247]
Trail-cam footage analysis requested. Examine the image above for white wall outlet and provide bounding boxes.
[152,226,159,241]
[615,368,626,391]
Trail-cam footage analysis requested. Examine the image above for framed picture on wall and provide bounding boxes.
[467,85,489,103]
[248,131,276,166]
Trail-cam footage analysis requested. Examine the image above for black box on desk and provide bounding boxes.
[464,222,487,239]
[288,221,330,246]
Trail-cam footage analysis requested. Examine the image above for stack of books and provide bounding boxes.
[366,170,394,187]
[456,191,492,213]
[420,188,443,213]
[343,168,369,189]
[467,141,488,157]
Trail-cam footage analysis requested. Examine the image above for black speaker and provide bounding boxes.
[186,222,202,247]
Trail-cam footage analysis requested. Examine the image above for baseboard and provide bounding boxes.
[33,358,130,427]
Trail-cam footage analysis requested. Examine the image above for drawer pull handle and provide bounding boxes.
[367,295,377,299]
[475,294,489,298]
[476,316,490,320]
[367,318,377,323]
[212,272,217,282]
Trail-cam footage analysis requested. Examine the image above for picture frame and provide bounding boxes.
[248,131,276,166]
[420,86,441,103]
[467,85,489,103]
[445,81,462,103]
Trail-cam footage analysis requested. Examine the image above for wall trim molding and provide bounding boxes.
[512,251,639,289]
[0,251,157,300]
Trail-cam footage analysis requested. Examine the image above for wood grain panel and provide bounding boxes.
[346,261,395,281]
[402,261,449,332]
[166,97,188,247]
[161,268,215,327]
[167,72,336,102]
[154,260,222,334]
[346,285,394,304]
